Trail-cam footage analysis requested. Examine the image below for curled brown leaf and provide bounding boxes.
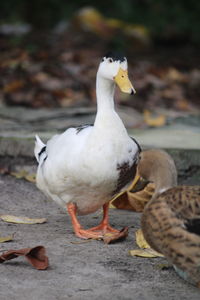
[0,246,49,270]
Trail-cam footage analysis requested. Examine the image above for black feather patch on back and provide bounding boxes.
[76,124,93,134]
[104,51,126,63]
[185,218,200,236]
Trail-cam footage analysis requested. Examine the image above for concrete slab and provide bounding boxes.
[0,106,200,157]
[130,124,200,150]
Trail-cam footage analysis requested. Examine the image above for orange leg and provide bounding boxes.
[67,203,103,239]
[89,203,119,234]
[67,202,120,239]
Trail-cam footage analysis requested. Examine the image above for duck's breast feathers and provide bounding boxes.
[37,123,140,194]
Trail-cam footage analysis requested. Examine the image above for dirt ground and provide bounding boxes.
[0,172,199,300]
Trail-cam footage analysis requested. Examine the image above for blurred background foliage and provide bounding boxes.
[0,0,200,112]
[0,0,200,44]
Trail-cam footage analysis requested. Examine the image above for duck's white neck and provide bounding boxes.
[93,72,126,133]
[96,74,115,113]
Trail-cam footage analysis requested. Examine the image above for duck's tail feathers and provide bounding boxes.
[34,135,46,163]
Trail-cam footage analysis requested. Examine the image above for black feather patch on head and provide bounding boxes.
[104,51,126,63]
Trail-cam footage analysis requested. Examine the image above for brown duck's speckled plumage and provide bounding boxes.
[139,150,200,287]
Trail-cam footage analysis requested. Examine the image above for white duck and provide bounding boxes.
[34,52,141,240]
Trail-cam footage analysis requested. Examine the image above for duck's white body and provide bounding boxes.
[35,53,140,219]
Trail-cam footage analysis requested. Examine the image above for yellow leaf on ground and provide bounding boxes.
[129,248,164,258]
[135,229,150,249]
[25,173,36,183]
[0,234,14,243]
[11,170,28,179]
[10,170,36,183]
[129,228,164,258]
[0,215,47,224]
[143,110,166,127]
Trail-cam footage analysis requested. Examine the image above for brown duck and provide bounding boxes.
[138,149,200,287]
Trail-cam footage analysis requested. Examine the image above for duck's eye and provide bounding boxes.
[108,58,113,63]
[101,57,105,62]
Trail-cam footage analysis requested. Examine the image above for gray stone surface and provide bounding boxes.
[0,174,199,300]
[131,124,200,150]
[0,105,200,157]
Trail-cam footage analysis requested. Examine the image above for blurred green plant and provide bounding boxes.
[0,0,200,43]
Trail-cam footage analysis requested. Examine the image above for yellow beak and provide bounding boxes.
[114,68,136,94]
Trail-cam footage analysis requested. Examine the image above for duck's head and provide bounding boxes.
[137,149,177,197]
[98,52,136,95]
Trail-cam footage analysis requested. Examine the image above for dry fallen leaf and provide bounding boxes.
[0,246,49,270]
[127,183,154,212]
[135,229,150,249]
[111,174,141,210]
[129,228,164,258]
[103,227,129,244]
[112,182,154,212]
[10,170,27,179]
[175,98,192,111]
[109,202,116,209]
[143,110,166,127]
[24,173,36,183]
[0,234,14,243]
[10,170,36,183]
[3,80,25,93]
[70,239,95,244]
[0,167,10,175]
[165,68,187,83]
[0,215,47,224]
[74,7,111,38]
[157,263,171,270]
[129,248,164,258]
[110,193,134,210]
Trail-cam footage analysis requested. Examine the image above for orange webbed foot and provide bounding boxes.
[67,202,128,243]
